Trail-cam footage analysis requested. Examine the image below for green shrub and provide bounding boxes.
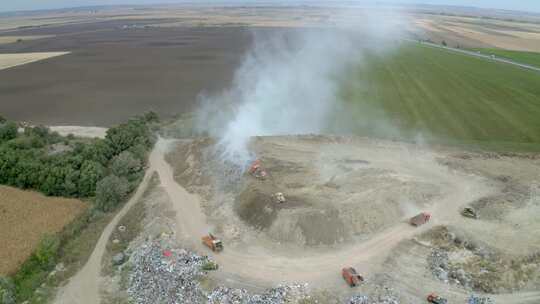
[0,276,15,304]
[0,122,17,142]
[95,175,129,211]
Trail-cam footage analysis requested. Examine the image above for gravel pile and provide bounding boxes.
[127,240,311,304]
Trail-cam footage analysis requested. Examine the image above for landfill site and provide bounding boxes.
[56,135,540,304]
[2,3,540,304]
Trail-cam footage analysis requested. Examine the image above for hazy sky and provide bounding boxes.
[1,0,539,13]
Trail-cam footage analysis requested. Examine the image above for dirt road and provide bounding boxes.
[54,137,540,303]
[54,164,154,304]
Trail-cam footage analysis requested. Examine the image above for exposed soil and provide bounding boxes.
[164,135,540,302]
[0,21,259,126]
[0,185,86,275]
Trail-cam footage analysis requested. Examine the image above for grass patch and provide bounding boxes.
[339,42,540,152]
[471,48,540,68]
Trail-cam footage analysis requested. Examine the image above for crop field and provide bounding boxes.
[0,52,69,71]
[472,48,540,68]
[341,42,540,151]
[0,186,86,275]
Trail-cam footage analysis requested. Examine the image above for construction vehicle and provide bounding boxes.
[249,159,267,179]
[461,206,478,219]
[427,293,448,304]
[202,233,223,252]
[341,267,364,287]
[410,212,431,226]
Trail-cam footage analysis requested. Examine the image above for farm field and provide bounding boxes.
[0,185,86,275]
[472,48,540,68]
[0,23,251,126]
[341,42,540,151]
[0,52,69,70]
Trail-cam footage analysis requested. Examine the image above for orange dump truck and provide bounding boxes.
[202,234,223,252]
[410,212,431,226]
[248,159,267,179]
[342,267,364,287]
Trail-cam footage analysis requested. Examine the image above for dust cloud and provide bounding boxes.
[195,9,409,167]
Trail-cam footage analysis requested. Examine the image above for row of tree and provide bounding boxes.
[0,112,158,211]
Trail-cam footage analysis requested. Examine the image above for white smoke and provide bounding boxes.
[195,9,409,167]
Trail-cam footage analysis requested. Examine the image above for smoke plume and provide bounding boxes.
[195,9,408,167]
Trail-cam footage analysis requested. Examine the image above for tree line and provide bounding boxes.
[0,112,158,211]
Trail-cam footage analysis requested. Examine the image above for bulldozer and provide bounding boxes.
[461,206,478,219]
[202,233,223,252]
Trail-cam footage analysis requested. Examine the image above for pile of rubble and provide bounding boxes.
[127,240,312,304]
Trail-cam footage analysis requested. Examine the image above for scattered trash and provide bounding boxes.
[468,295,494,304]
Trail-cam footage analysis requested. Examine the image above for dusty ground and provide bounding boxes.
[165,135,540,302]
[55,135,540,303]
[0,185,86,275]
[0,51,69,70]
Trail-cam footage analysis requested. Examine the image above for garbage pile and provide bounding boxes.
[468,295,494,304]
[208,284,310,304]
[428,249,472,289]
[127,240,311,304]
[347,294,399,304]
[127,241,208,304]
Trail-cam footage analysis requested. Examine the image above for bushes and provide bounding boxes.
[0,122,18,143]
[0,276,15,304]
[12,236,60,302]
[95,175,130,212]
[0,114,156,201]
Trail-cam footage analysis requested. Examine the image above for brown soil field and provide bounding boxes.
[0,21,256,126]
[0,185,86,275]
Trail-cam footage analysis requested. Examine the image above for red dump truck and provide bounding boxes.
[202,234,223,252]
[342,267,364,287]
[410,212,431,226]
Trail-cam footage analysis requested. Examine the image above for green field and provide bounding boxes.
[471,48,540,68]
[339,42,540,151]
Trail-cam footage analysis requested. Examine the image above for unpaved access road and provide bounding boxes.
[54,138,540,303]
